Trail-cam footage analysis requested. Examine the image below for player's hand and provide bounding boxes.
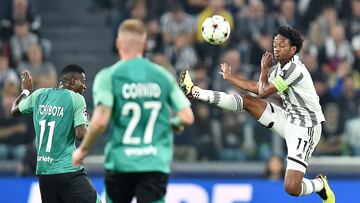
[219,63,232,80]
[261,52,273,70]
[21,70,33,91]
[72,148,88,166]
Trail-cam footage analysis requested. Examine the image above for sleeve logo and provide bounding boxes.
[83,108,88,121]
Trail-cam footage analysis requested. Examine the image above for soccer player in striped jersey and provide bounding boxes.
[179,26,335,203]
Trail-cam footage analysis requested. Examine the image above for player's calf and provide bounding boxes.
[284,172,303,196]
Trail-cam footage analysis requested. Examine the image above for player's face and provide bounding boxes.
[273,34,296,63]
[73,73,86,95]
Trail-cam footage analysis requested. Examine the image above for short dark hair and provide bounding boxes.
[59,64,85,83]
[274,26,303,54]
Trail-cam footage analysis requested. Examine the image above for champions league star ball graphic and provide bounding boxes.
[201,15,231,45]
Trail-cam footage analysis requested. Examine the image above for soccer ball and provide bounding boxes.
[201,15,231,45]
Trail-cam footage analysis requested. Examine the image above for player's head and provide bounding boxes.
[273,26,303,63]
[59,64,86,94]
[116,19,147,58]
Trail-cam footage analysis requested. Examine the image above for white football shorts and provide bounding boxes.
[258,102,321,173]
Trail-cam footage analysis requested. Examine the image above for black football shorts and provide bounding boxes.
[105,170,169,203]
[38,169,99,203]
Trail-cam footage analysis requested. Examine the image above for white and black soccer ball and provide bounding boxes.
[201,15,231,45]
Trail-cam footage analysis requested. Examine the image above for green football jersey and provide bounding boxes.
[19,88,88,175]
[93,58,190,173]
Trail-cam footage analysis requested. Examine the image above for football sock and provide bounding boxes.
[193,87,243,111]
[300,178,324,196]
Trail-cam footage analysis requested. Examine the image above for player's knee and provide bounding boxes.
[284,180,301,196]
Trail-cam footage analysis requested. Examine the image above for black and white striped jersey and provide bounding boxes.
[269,55,325,127]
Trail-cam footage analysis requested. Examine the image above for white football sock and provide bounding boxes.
[193,87,243,111]
[300,178,324,196]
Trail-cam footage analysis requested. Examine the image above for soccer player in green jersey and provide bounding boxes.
[72,19,194,203]
[11,65,100,203]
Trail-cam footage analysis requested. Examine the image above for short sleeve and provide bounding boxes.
[72,93,88,127]
[93,69,114,107]
[281,62,303,85]
[19,89,45,114]
[271,62,303,92]
[169,77,191,112]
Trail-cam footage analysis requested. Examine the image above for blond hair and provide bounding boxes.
[118,19,147,40]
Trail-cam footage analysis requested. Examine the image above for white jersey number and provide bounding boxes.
[38,120,56,152]
[122,101,162,145]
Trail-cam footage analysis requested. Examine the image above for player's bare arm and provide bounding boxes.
[220,63,259,94]
[172,106,194,134]
[11,70,33,117]
[75,125,87,140]
[177,107,194,126]
[258,52,278,98]
[72,104,112,165]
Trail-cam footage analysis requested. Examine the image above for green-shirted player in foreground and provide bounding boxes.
[72,19,194,203]
[11,65,101,203]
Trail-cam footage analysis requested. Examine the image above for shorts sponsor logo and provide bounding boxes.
[124,145,158,156]
[37,155,54,163]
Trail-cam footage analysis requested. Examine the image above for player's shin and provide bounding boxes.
[193,87,243,111]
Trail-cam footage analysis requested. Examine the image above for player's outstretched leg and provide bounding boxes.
[316,174,335,203]
[178,69,269,119]
[178,69,242,111]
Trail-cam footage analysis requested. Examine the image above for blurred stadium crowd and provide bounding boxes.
[0,0,360,174]
[0,0,55,175]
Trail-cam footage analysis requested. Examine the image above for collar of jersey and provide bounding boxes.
[278,55,299,69]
